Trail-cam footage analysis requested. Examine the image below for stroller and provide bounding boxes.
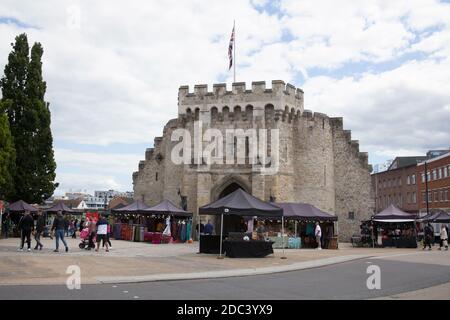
[78,228,95,249]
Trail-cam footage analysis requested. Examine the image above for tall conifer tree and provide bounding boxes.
[1,33,56,203]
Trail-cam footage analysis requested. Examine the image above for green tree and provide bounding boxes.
[0,100,15,200]
[1,33,56,203]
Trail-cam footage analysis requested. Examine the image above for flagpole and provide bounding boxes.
[233,19,236,83]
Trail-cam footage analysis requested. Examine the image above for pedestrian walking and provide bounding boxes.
[423,223,433,250]
[86,218,96,250]
[79,218,84,233]
[95,214,109,252]
[64,218,69,237]
[315,222,322,250]
[439,225,448,251]
[18,210,34,251]
[51,211,69,252]
[72,219,78,239]
[34,210,45,250]
[3,214,10,239]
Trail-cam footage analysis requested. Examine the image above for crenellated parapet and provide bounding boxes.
[178,80,304,116]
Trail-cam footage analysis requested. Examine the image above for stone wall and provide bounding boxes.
[133,81,373,241]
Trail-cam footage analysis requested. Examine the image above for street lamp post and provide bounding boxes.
[424,161,430,216]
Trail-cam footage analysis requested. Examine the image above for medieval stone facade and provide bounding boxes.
[133,80,374,240]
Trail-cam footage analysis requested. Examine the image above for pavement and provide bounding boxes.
[0,251,449,300]
[0,236,437,286]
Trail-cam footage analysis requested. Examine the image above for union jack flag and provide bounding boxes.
[228,25,235,70]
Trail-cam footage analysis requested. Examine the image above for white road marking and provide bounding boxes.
[123,290,128,293]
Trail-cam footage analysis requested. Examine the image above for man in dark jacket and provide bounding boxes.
[34,210,45,250]
[423,223,433,250]
[51,211,68,252]
[18,210,34,251]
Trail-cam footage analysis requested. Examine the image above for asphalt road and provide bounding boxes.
[1,253,449,300]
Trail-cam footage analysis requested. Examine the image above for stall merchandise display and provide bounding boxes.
[268,235,288,249]
[288,237,301,249]
[113,223,122,240]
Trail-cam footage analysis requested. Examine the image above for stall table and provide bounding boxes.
[200,235,224,254]
[382,236,417,248]
[222,240,274,258]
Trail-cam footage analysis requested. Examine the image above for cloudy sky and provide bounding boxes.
[1,0,449,195]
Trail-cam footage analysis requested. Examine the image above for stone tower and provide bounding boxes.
[133,80,373,240]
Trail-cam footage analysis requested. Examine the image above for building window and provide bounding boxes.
[406,175,410,185]
[411,174,416,185]
[422,192,426,203]
[438,168,442,179]
[445,190,449,202]
[348,212,355,220]
[432,170,437,180]
[412,192,416,204]
[434,191,438,202]
[444,166,448,178]
[428,191,432,202]
[421,173,425,183]
[427,171,431,182]
[440,190,443,202]
[398,177,401,186]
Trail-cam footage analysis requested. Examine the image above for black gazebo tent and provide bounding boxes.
[423,210,450,223]
[372,205,417,248]
[199,188,283,258]
[46,202,80,215]
[111,200,151,215]
[262,202,338,221]
[7,200,38,213]
[372,204,417,222]
[144,199,192,218]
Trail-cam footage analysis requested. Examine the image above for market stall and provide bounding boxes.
[112,199,193,244]
[111,200,150,242]
[143,199,193,244]
[372,204,418,248]
[5,200,38,237]
[256,202,338,249]
[199,188,282,258]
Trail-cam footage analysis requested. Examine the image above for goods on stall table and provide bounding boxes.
[152,232,163,244]
[288,237,301,249]
[144,231,153,242]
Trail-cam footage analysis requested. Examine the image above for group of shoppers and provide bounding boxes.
[423,222,448,250]
[15,210,112,253]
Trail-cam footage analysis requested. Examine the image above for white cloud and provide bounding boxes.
[54,148,141,194]
[1,0,449,192]
[303,57,450,161]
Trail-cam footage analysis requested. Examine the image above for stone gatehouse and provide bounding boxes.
[133,80,374,241]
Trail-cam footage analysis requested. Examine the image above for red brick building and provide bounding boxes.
[372,157,425,214]
[417,152,450,215]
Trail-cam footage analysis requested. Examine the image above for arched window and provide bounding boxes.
[194,108,200,121]
[211,106,218,121]
[265,104,274,121]
[223,106,230,121]
[234,106,241,120]
[245,105,253,119]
